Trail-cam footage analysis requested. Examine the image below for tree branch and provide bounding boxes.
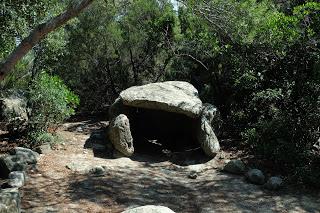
[0,0,95,80]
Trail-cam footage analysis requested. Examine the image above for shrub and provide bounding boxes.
[177,1,320,186]
[28,131,64,147]
[27,72,79,133]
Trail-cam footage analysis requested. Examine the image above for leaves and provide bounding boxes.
[28,72,79,132]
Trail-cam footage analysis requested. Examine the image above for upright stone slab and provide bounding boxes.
[197,104,220,157]
[109,97,129,120]
[108,114,134,157]
[197,116,220,157]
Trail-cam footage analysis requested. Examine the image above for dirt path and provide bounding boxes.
[21,121,320,213]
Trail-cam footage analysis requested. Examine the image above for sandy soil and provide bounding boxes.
[20,121,320,213]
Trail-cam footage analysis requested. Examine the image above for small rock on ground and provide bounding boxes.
[0,155,27,178]
[8,171,25,188]
[0,188,21,213]
[246,169,265,185]
[264,177,283,190]
[13,147,39,164]
[122,205,175,213]
[188,172,198,179]
[89,166,106,176]
[35,144,52,154]
[223,159,246,174]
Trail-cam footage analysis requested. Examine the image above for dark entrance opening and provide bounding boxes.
[125,107,199,154]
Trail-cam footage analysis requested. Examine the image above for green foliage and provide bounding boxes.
[0,0,70,92]
[175,0,320,185]
[0,0,64,59]
[28,72,79,132]
[28,131,63,147]
[55,0,176,111]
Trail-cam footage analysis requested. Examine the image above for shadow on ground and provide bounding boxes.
[22,166,320,213]
[82,121,212,166]
[20,120,320,213]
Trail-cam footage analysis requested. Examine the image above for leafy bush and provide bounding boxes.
[27,72,79,132]
[173,0,320,186]
[28,131,64,147]
[232,2,320,184]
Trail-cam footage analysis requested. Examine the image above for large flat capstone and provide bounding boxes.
[119,81,202,118]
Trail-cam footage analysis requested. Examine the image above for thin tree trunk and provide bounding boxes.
[105,60,118,96]
[26,44,43,122]
[155,55,172,82]
[0,0,95,80]
[129,47,138,85]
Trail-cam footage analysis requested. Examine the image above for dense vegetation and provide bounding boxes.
[0,0,319,186]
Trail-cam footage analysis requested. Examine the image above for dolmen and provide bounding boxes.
[108,81,220,157]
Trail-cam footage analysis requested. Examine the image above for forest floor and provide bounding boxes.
[18,120,320,213]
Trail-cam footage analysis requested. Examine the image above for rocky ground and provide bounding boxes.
[18,121,320,213]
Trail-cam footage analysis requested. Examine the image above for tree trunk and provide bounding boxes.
[105,60,118,96]
[129,47,138,85]
[0,0,95,80]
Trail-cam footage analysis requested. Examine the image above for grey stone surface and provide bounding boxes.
[35,144,52,154]
[0,96,28,133]
[197,116,220,157]
[188,172,198,179]
[246,169,265,185]
[119,81,202,118]
[112,149,127,158]
[122,205,175,213]
[89,166,106,176]
[0,188,21,213]
[8,171,25,188]
[264,177,283,190]
[13,147,39,164]
[202,103,222,136]
[66,162,91,173]
[197,103,221,157]
[223,160,246,175]
[201,103,218,123]
[0,155,27,178]
[109,97,129,120]
[108,114,134,157]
